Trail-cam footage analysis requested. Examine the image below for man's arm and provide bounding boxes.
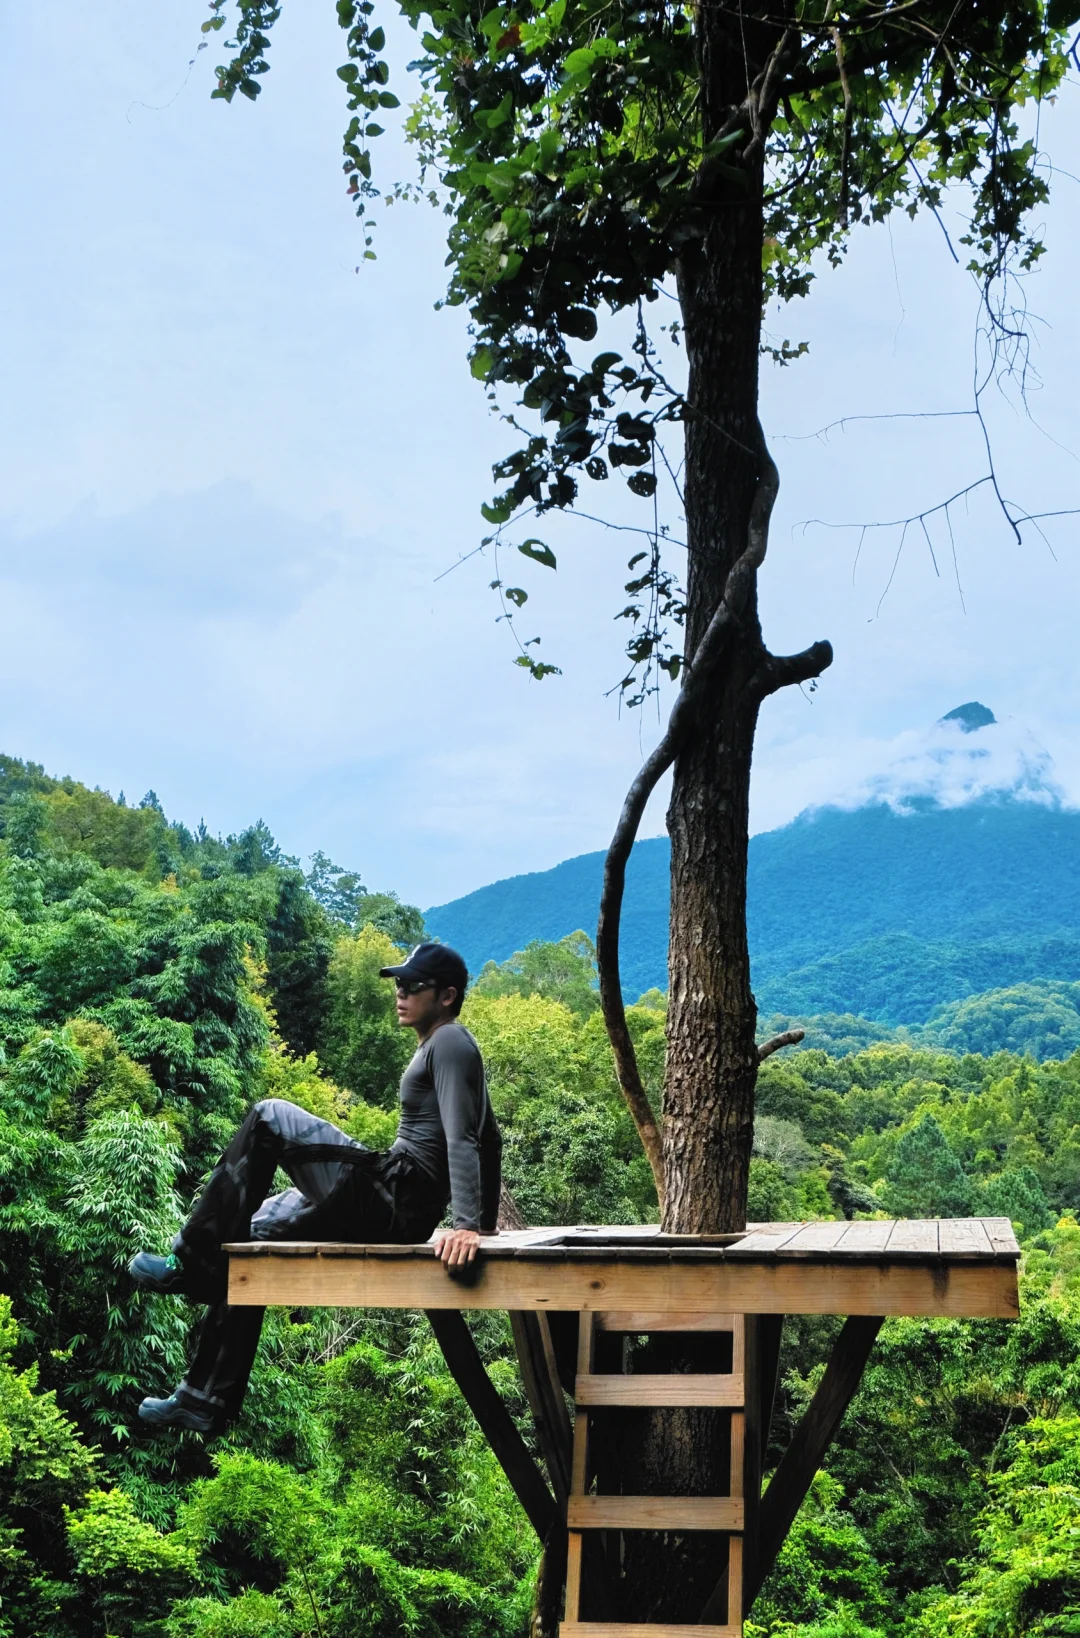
[429,1028,486,1266]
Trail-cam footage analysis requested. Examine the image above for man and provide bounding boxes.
[128,942,500,1434]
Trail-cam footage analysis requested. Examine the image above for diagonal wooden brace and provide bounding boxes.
[425,1308,562,1543]
[745,1314,884,1608]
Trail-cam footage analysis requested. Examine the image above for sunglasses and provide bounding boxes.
[394,978,437,996]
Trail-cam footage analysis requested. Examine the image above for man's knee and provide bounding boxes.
[249,1099,326,1145]
[250,1098,295,1131]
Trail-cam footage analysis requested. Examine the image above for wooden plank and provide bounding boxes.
[567,1496,744,1532]
[983,1217,1021,1255]
[886,1220,939,1254]
[424,1310,559,1543]
[226,1222,1017,1262]
[561,1624,741,1637]
[746,1315,884,1607]
[227,1252,1020,1318]
[575,1373,744,1408]
[560,1624,740,1637]
[727,1533,743,1631]
[939,1219,993,1255]
[597,1312,738,1333]
[565,1534,584,1626]
[835,1221,894,1253]
[723,1225,807,1255]
[762,1221,849,1255]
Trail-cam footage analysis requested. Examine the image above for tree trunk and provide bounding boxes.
[664,143,768,1238]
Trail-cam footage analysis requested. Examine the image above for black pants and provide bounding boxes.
[171,1099,444,1422]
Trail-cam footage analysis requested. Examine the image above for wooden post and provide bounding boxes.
[511,1310,574,1506]
[425,1309,560,1542]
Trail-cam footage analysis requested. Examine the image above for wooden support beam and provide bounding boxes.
[424,1309,560,1544]
[746,1315,884,1606]
[743,1315,783,1608]
[228,1249,1020,1319]
[511,1310,573,1507]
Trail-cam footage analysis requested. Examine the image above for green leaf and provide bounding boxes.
[1048,0,1080,24]
[505,586,529,607]
[563,47,596,75]
[470,346,494,380]
[368,26,386,50]
[562,307,597,340]
[518,539,557,569]
[626,471,657,497]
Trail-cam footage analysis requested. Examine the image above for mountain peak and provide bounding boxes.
[940,702,997,734]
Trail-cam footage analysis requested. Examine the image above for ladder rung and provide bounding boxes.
[597,1312,739,1333]
[561,1624,741,1636]
[567,1496,744,1532]
[576,1373,743,1408]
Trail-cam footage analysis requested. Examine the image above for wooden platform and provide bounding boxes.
[225,1221,1019,1638]
[226,1218,1020,1318]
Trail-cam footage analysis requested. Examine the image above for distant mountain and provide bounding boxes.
[427,705,1080,1025]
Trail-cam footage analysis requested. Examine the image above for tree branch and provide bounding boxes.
[758,637,834,696]
[597,422,782,1208]
[757,1028,806,1062]
[831,25,854,225]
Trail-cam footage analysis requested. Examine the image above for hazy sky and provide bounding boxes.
[1,2,1077,909]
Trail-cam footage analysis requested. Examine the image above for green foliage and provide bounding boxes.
[753,1472,890,1635]
[472,930,600,1016]
[356,890,426,949]
[925,982,1080,1062]
[464,988,659,1221]
[317,924,416,1108]
[911,1417,1080,1638]
[0,1294,97,1638]
[881,1114,975,1218]
[66,1488,197,1635]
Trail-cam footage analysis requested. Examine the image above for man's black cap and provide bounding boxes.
[379,942,469,994]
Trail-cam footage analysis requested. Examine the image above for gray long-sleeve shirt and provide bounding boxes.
[391,1022,502,1231]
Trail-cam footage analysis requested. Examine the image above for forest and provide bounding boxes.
[0,752,1077,1637]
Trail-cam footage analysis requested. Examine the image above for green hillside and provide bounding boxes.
[426,798,1080,1043]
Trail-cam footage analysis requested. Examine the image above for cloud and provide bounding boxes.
[750,708,1072,836]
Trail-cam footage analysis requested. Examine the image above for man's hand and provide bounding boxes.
[433,1228,481,1268]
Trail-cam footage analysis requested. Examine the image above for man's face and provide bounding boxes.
[394,978,456,1031]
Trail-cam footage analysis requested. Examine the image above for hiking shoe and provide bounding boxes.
[128,1251,190,1295]
[137,1392,221,1435]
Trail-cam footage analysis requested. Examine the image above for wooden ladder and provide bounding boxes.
[561,1310,746,1638]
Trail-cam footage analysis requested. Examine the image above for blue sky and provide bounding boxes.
[1,2,1077,910]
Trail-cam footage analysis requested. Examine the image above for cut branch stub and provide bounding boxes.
[757,1028,805,1062]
